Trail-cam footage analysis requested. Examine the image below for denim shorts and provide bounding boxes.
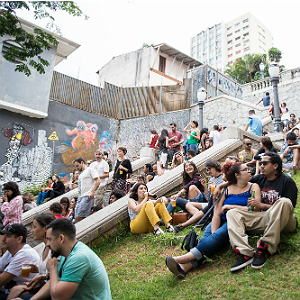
[75,195,94,218]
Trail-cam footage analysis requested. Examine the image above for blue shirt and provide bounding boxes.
[262,95,270,106]
[248,115,262,136]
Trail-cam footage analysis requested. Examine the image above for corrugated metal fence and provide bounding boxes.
[50,71,191,119]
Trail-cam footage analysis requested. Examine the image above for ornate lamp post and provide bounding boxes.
[269,63,283,132]
[197,87,206,131]
[259,62,265,79]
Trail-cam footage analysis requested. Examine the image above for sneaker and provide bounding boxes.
[252,240,269,269]
[230,249,253,272]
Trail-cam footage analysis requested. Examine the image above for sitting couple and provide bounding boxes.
[165,152,297,278]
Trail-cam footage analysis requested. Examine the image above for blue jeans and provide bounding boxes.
[167,193,205,214]
[187,143,198,154]
[37,191,47,205]
[190,220,229,267]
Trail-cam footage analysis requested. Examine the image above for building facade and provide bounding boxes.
[190,12,273,73]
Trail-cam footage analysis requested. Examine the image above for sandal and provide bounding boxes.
[153,227,165,236]
[166,225,175,233]
[174,224,183,233]
[165,257,186,279]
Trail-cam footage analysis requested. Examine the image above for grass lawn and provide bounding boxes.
[93,173,300,300]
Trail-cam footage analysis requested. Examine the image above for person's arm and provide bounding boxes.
[165,137,169,148]
[256,99,263,105]
[89,174,100,201]
[190,128,200,141]
[183,122,191,133]
[147,134,153,145]
[47,258,79,300]
[29,281,51,300]
[253,148,264,160]
[146,174,153,181]
[244,124,249,132]
[171,188,187,201]
[1,197,22,217]
[99,172,109,179]
[154,140,159,149]
[128,195,148,214]
[210,194,225,233]
[120,160,132,174]
[246,183,263,211]
[0,271,16,287]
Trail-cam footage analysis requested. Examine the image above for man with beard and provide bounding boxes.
[28,218,111,300]
[168,123,184,163]
[73,157,100,223]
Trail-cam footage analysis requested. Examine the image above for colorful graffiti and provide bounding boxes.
[99,131,112,158]
[0,123,52,191]
[66,121,98,151]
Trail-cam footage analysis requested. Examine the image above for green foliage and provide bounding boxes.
[0,1,86,76]
[142,43,154,48]
[23,180,46,196]
[268,46,282,62]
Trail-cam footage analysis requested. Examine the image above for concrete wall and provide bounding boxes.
[117,109,190,160]
[0,36,56,118]
[0,101,118,192]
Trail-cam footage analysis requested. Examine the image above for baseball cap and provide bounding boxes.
[0,224,27,238]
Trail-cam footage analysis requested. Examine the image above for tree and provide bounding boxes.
[268,47,282,62]
[0,1,86,76]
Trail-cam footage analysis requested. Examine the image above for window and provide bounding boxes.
[228,60,233,64]
[236,50,241,55]
[228,54,233,58]
[243,32,249,37]
[216,55,222,61]
[235,29,240,34]
[228,47,232,51]
[235,43,241,47]
[244,39,249,45]
[2,40,24,64]
[209,58,214,64]
[235,22,240,27]
[228,40,233,44]
[244,47,250,51]
[159,56,166,73]
[243,18,248,23]
[227,33,232,37]
[243,25,249,30]
[227,26,232,31]
[235,36,241,41]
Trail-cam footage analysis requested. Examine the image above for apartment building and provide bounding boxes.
[190,12,273,73]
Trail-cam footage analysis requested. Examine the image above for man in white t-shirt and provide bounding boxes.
[73,157,100,223]
[0,224,39,299]
[89,150,110,208]
[209,125,221,145]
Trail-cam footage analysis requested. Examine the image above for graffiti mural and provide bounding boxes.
[0,123,52,191]
[98,131,112,158]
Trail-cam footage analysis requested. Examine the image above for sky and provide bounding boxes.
[17,0,300,86]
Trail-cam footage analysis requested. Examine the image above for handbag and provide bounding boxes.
[181,189,226,252]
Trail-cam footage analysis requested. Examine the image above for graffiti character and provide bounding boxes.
[66,121,87,150]
[82,123,98,150]
[99,130,112,158]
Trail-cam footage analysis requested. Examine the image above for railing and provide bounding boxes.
[49,72,191,120]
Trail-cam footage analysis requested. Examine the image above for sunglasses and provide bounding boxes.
[259,161,271,166]
[245,143,252,146]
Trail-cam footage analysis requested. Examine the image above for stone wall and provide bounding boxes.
[190,94,270,130]
[117,109,190,160]
[242,68,300,118]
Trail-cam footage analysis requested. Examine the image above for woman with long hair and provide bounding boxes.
[155,129,169,168]
[128,182,174,235]
[167,161,209,215]
[147,129,158,149]
[170,151,184,169]
[165,161,261,278]
[7,213,56,300]
[1,181,23,227]
[199,128,209,152]
[60,197,73,218]
[22,192,37,212]
[112,147,132,193]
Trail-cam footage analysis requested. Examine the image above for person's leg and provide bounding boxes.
[130,203,155,234]
[227,209,265,257]
[292,149,299,173]
[187,185,202,200]
[37,192,42,205]
[154,203,172,226]
[167,197,188,214]
[185,202,207,216]
[168,150,175,163]
[260,197,296,255]
[75,196,93,223]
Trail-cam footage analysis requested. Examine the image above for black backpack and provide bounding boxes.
[181,228,200,252]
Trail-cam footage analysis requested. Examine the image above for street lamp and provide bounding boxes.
[269,62,283,132]
[197,87,206,131]
[259,62,265,79]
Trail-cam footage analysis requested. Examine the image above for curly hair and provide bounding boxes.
[205,159,222,172]
[222,162,242,184]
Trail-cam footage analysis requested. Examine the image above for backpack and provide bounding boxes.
[181,228,201,252]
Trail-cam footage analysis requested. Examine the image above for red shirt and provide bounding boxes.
[168,131,183,150]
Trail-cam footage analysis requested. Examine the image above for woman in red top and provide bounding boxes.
[147,130,158,149]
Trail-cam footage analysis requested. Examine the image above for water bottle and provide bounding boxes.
[248,190,255,211]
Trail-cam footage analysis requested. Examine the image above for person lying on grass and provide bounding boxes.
[165,161,261,278]
[128,183,174,236]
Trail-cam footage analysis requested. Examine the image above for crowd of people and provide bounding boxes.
[0,111,299,296]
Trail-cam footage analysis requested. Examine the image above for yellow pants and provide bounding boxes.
[130,202,172,234]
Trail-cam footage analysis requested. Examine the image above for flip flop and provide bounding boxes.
[165,256,186,279]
